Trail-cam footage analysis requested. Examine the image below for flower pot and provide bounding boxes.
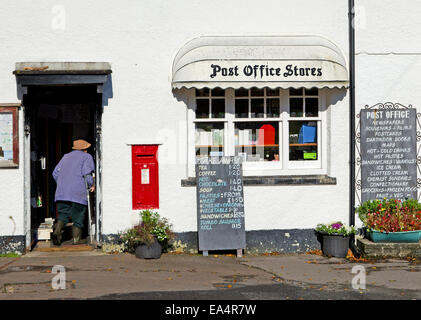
[368,230,421,243]
[135,240,162,259]
[321,234,350,258]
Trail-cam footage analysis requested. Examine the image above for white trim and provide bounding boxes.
[187,88,196,177]
[23,113,31,249]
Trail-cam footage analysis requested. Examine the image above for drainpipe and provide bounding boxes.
[348,0,361,258]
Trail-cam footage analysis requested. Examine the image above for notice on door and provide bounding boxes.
[196,156,245,252]
[360,108,417,202]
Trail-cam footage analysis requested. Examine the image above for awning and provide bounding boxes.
[172,36,349,90]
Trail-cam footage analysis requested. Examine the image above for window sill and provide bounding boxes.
[181,175,336,187]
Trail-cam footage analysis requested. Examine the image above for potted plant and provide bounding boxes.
[356,198,421,243]
[120,210,175,259]
[315,222,356,258]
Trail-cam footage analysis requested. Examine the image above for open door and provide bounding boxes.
[23,85,102,249]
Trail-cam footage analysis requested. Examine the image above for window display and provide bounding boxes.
[192,87,321,173]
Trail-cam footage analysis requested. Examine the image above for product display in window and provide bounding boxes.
[235,122,279,162]
[193,87,321,167]
[195,123,224,158]
[289,121,317,161]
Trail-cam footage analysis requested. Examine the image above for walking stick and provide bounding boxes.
[84,174,93,244]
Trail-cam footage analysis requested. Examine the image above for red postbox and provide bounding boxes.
[132,145,159,209]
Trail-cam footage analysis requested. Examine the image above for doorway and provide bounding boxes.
[24,85,102,247]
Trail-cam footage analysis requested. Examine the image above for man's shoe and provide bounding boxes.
[51,220,65,246]
[72,226,83,245]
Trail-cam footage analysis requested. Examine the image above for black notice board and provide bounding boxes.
[360,108,417,202]
[196,156,246,252]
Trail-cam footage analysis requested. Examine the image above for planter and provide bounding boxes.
[368,230,421,243]
[135,240,162,259]
[319,233,350,258]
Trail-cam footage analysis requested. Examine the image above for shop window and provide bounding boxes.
[195,88,225,119]
[289,88,319,117]
[287,88,319,162]
[190,87,323,175]
[233,88,281,163]
[289,121,318,161]
[195,122,224,158]
[235,122,279,162]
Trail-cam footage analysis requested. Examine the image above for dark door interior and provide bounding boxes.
[25,85,100,243]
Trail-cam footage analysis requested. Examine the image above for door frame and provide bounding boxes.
[16,69,112,250]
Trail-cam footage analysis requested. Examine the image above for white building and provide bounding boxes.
[0,0,418,254]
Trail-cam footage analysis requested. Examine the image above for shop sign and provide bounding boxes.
[360,108,417,202]
[209,61,323,81]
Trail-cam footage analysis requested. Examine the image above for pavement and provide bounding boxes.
[0,250,420,300]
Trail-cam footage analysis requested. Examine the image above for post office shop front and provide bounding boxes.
[171,36,350,253]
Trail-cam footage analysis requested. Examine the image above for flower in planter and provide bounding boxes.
[315,221,356,258]
[356,198,421,233]
[119,210,175,253]
[331,222,343,230]
[315,221,356,236]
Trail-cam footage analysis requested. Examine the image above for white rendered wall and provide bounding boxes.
[0,0,350,237]
[354,0,421,226]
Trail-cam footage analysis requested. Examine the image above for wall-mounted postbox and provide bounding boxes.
[132,145,159,209]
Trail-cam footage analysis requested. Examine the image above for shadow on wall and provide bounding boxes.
[172,88,190,106]
[327,87,347,109]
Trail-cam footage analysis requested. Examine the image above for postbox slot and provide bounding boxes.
[136,154,154,157]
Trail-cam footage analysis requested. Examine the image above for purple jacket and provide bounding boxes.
[53,150,95,205]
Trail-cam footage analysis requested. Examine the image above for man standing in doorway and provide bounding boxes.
[51,139,95,246]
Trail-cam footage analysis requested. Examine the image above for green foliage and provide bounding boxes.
[356,199,382,224]
[402,198,421,212]
[0,252,21,258]
[119,210,175,253]
[356,198,421,233]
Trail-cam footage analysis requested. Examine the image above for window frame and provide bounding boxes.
[187,88,328,177]
[286,88,324,170]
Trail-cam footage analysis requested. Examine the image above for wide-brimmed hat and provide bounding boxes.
[72,139,91,150]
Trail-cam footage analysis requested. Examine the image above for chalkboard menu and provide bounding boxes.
[196,156,246,252]
[360,108,417,202]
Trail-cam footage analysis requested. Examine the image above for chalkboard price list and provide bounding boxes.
[360,108,417,202]
[196,156,246,252]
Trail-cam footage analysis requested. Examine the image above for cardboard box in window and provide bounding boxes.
[298,125,316,144]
